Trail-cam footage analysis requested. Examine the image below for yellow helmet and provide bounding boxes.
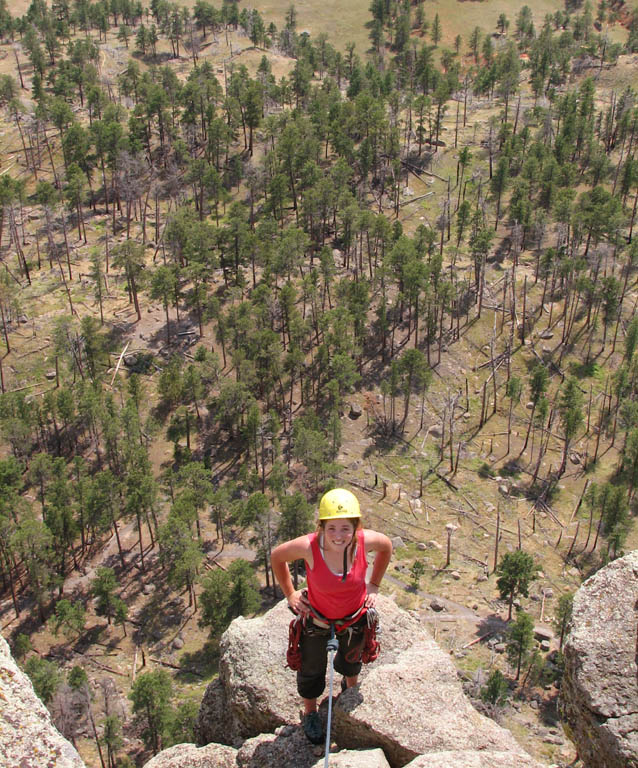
[318,488,361,520]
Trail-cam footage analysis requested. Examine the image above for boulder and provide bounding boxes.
[334,640,541,767]
[236,729,319,767]
[0,635,85,768]
[196,676,245,747]
[197,596,546,768]
[207,601,300,739]
[561,550,638,768]
[311,749,391,767]
[143,743,237,768]
[404,751,544,767]
[534,627,553,643]
[349,403,363,419]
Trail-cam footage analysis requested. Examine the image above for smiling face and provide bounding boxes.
[322,517,356,551]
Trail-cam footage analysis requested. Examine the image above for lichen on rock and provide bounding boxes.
[0,634,85,768]
[143,742,237,768]
[196,594,548,768]
[561,550,638,768]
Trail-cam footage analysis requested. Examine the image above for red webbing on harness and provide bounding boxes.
[286,615,304,670]
[286,606,380,670]
[360,620,380,664]
[307,602,365,632]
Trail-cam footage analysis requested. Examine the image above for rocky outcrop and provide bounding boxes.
[404,752,543,767]
[312,749,390,767]
[333,641,539,766]
[561,550,638,768]
[196,600,300,745]
[0,634,85,768]
[0,588,558,768]
[143,743,238,768]
[196,595,548,768]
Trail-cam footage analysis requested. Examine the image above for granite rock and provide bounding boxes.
[0,634,85,768]
[561,550,638,768]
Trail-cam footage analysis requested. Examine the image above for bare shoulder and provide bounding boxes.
[362,529,393,552]
[271,534,312,563]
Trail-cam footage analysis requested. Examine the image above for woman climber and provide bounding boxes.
[271,488,392,745]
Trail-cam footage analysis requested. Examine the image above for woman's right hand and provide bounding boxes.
[287,589,310,616]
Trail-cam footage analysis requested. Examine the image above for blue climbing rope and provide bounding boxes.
[324,623,339,767]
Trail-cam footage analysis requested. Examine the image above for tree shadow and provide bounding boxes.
[473,613,509,641]
[72,623,107,655]
[539,689,561,727]
[176,639,220,682]
[362,424,411,458]
[500,459,524,478]
[132,589,186,646]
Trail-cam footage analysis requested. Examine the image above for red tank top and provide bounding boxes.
[306,529,367,620]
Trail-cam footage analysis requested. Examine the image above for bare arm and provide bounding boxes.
[363,529,393,608]
[270,536,312,615]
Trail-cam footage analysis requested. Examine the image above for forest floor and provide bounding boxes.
[0,2,635,767]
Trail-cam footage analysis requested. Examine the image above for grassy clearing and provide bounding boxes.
[184,0,579,55]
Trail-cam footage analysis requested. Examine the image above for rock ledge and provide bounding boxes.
[562,550,638,768]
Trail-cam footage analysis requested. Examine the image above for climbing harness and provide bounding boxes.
[286,603,380,670]
[286,599,381,765]
[344,607,380,665]
[324,623,339,767]
[306,593,367,631]
[286,612,304,671]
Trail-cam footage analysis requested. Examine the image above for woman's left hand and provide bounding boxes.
[365,582,379,608]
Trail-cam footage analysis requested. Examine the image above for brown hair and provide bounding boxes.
[316,516,361,566]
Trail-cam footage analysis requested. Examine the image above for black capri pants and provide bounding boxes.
[297,616,366,700]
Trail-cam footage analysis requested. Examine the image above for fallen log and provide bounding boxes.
[149,656,203,677]
[400,191,434,207]
[85,657,128,677]
[109,341,130,387]
[462,631,494,650]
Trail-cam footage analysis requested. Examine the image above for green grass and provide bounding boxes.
[455,649,490,677]
[426,0,567,50]
[568,359,604,380]
[179,0,576,56]
[257,0,372,52]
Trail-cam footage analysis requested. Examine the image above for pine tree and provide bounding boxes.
[506,610,534,680]
[496,550,537,620]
